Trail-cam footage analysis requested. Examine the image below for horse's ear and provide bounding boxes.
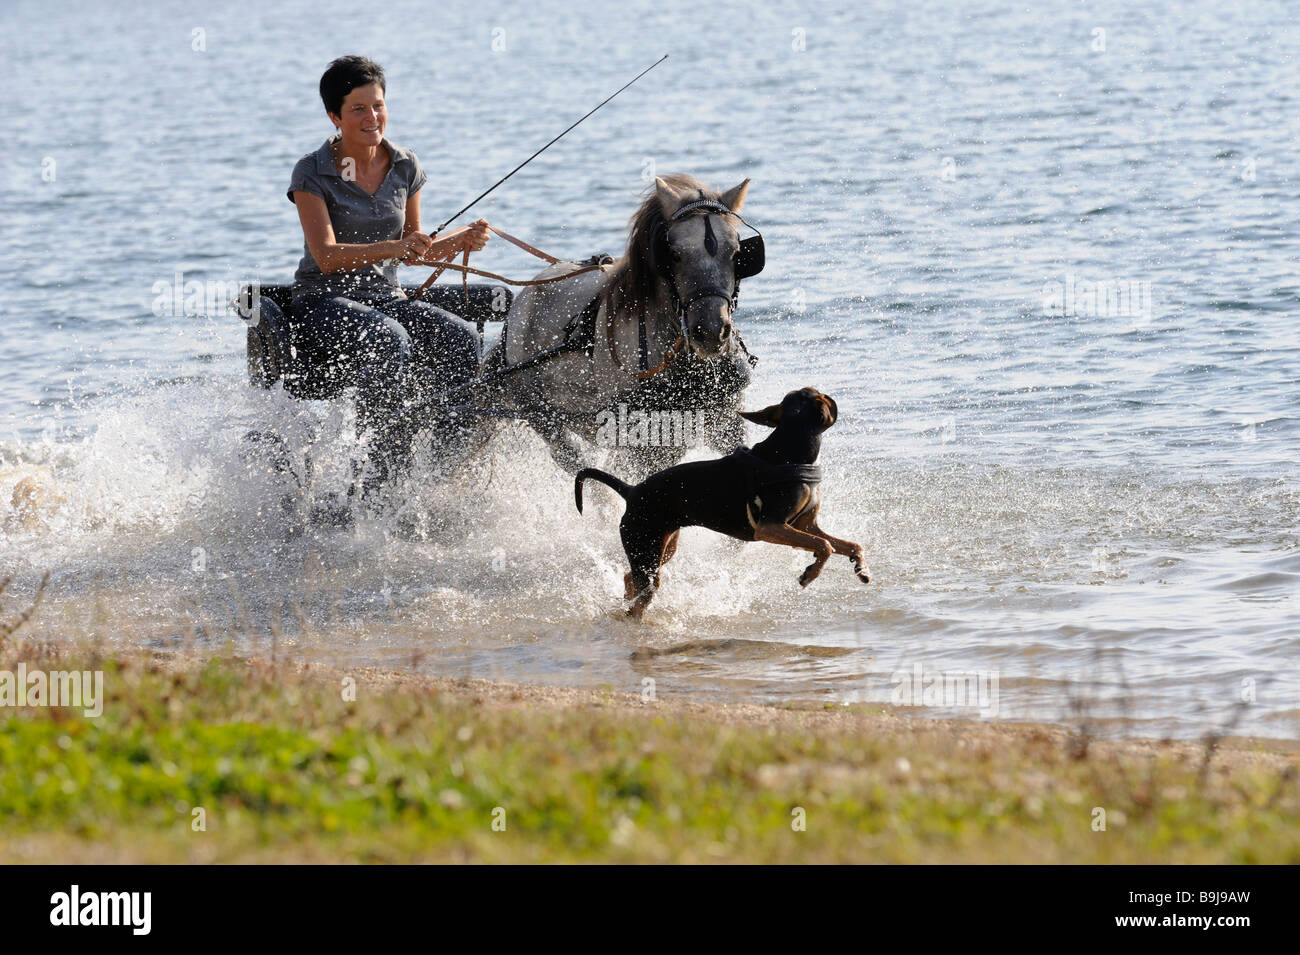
[738,403,782,428]
[719,178,750,214]
[655,177,686,219]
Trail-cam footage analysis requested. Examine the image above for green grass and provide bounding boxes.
[0,641,1296,863]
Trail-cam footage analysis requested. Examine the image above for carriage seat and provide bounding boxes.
[241,284,512,400]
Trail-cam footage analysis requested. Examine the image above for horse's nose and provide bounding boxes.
[698,318,731,348]
[687,297,733,353]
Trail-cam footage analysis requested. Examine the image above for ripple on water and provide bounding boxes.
[2,0,1298,738]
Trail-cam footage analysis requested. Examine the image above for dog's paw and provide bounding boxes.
[799,564,820,588]
[851,559,871,584]
[625,601,650,621]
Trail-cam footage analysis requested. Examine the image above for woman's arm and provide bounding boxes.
[294,190,434,273]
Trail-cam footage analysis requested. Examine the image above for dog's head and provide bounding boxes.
[738,387,838,433]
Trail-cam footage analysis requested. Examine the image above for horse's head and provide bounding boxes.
[604,174,764,363]
[648,175,763,357]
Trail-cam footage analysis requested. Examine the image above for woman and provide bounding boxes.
[288,55,490,493]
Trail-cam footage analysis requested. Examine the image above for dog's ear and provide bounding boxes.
[738,404,783,428]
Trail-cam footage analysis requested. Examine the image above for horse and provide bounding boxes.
[476,174,763,479]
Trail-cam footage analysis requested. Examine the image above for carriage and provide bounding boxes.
[242,282,510,400]
[235,174,764,523]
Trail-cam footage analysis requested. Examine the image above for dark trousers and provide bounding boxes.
[290,285,480,482]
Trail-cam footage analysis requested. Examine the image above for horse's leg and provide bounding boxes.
[547,431,585,474]
[616,444,686,483]
[525,411,585,474]
[704,403,746,455]
[476,334,520,411]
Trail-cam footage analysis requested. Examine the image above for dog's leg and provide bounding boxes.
[651,529,681,591]
[626,570,660,619]
[621,520,672,619]
[752,522,835,588]
[793,508,871,583]
[661,529,680,564]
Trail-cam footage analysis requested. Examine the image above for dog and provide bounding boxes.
[574,387,869,618]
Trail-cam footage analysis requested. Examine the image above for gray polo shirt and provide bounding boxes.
[287,136,428,298]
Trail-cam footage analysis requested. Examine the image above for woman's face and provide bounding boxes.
[331,82,386,146]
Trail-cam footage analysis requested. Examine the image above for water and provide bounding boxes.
[2,0,1297,738]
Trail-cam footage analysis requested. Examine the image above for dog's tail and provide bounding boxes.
[574,468,633,514]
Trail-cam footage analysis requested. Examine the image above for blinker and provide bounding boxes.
[650,208,765,284]
[734,232,765,281]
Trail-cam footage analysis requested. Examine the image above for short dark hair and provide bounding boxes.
[319,56,386,118]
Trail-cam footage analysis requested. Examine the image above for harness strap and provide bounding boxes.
[462,246,471,304]
[635,336,685,380]
[728,448,821,497]
[564,291,604,358]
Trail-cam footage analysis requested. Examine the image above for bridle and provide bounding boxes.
[649,198,766,338]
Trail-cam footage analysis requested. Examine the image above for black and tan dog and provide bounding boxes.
[575,387,870,618]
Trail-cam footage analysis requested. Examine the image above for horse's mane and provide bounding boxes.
[601,173,729,319]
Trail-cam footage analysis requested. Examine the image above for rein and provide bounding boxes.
[409,224,609,301]
[634,330,756,381]
[635,336,687,380]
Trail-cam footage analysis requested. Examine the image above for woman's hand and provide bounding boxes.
[396,231,436,265]
[462,219,491,253]
[412,221,492,264]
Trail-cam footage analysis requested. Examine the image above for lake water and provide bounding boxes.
[2,0,1297,737]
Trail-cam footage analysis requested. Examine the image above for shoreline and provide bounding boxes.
[1,640,1296,863]
[322,660,1300,758]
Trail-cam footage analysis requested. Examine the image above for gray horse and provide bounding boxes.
[477,174,760,479]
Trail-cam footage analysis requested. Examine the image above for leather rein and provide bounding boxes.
[408,225,675,380]
[409,224,608,301]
